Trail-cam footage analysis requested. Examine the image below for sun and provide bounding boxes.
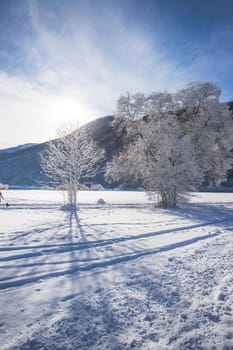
[50,96,92,126]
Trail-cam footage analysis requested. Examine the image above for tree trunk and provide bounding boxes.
[159,190,177,208]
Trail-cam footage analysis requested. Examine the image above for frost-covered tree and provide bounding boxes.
[175,82,233,186]
[106,82,233,207]
[142,122,202,207]
[41,124,105,208]
[107,120,201,207]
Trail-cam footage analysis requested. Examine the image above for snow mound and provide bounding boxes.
[97,198,106,205]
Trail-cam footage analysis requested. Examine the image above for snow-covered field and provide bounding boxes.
[0,190,233,350]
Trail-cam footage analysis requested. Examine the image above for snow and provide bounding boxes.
[0,143,36,155]
[0,190,233,349]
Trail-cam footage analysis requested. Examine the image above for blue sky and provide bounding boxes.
[0,0,233,148]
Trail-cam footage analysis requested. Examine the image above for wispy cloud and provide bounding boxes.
[25,0,193,110]
[180,25,233,100]
[0,0,232,148]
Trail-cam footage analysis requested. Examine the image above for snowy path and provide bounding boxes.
[0,191,233,349]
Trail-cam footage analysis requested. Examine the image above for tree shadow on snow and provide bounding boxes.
[1,200,232,290]
[4,200,233,349]
[171,201,233,228]
[1,200,232,287]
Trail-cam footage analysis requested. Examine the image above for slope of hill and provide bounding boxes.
[0,116,119,188]
[0,143,37,155]
[0,143,46,187]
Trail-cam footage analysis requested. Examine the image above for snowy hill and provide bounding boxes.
[0,142,46,187]
[0,143,37,155]
[0,116,120,188]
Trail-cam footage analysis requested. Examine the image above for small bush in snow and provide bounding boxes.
[97,198,106,205]
[0,183,9,190]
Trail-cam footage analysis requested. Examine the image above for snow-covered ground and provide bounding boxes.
[0,190,233,350]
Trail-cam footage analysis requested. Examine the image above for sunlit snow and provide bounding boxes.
[0,190,233,349]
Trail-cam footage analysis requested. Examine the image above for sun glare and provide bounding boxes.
[50,97,92,127]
